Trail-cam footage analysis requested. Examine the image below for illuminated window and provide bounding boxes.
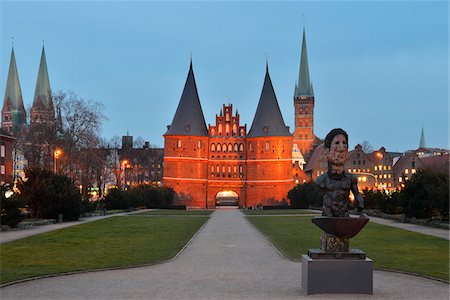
[405,169,409,174]
[0,145,4,158]
[362,177,367,182]
[383,174,387,179]
[348,169,352,173]
[388,183,392,187]
[399,177,402,182]
[378,165,382,170]
[412,169,416,174]
[374,166,378,171]
[388,166,391,170]
[383,166,387,171]
[353,169,356,173]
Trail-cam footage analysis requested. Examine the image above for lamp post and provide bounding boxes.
[54,149,62,174]
[376,152,383,189]
[121,160,128,190]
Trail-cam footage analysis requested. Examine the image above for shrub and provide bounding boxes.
[104,188,129,210]
[288,182,323,209]
[402,171,449,220]
[0,185,23,227]
[16,168,82,221]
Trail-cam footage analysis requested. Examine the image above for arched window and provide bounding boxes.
[226,124,230,136]
[239,166,243,174]
[234,143,238,152]
[198,140,201,149]
[233,166,237,173]
[233,124,237,135]
[239,143,244,152]
[222,165,226,173]
[216,166,220,173]
[226,113,230,121]
[228,144,232,152]
[248,142,252,152]
[228,166,231,173]
[223,143,227,153]
[265,141,270,151]
[240,128,245,136]
[211,166,214,173]
[217,144,221,152]
[177,139,182,148]
[218,124,223,136]
[211,143,216,152]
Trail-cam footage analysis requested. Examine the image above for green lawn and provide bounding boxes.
[136,209,214,216]
[247,216,449,282]
[0,215,208,285]
[242,209,319,215]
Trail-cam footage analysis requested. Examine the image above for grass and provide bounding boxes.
[247,216,449,282]
[136,209,214,216]
[242,209,319,215]
[0,215,208,285]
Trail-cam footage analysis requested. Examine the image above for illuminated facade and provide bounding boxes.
[163,62,294,208]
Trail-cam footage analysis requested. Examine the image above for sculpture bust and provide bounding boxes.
[316,128,364,217]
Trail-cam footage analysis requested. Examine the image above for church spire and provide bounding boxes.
[33,46,52,109]
[248,64,291,138]
[419,126,426,148]
[296,28,313,96]
[2,46,26,133]
[165,61,208,136]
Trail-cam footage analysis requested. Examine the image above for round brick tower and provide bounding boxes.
[163,61,209,208]
[246,64,294,207]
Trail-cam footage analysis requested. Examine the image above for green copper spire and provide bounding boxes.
[419,126,426,148]
[296,28,314,97]
[33,46,52,109]
[2,47,26,130]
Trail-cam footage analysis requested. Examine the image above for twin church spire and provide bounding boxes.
[295,28,314,97]
[2,46,53,134]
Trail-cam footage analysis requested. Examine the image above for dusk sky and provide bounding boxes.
[1,1,448,152]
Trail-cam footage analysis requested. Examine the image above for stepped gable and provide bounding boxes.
[165,61,208,136]
[247,64,291,138]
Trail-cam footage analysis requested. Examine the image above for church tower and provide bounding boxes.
[2,47,27,135]
[293,28,316,160]
[246,63,294,206]
[163,61,209,208]
[30,46,54,128]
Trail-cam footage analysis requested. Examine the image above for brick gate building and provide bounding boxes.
[163,62,294,208]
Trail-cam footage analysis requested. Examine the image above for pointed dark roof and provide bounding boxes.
[247,65,291,138]
[3,47,25,113]
[295,28,314,97]
[33,46,52,109]
[419,127,426,148]
[165,61,208,136]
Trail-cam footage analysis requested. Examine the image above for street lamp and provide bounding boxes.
[121,160,128,190]
[376,152,384,189]
[54,149,62,174]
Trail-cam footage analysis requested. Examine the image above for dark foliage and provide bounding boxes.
[362,189,404,214]
[402,171,449,220]
[104,185,176,210]
[104,188,130,210]
[16,168,82,221]
[0,185,24,227]
[288,182,324,209]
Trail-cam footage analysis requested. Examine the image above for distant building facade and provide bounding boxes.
[0,129,15,185]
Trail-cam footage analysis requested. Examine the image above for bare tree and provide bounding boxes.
[361,141,374,153]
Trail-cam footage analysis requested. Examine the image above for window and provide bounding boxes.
[0,145,4,158]
[234,143,238,152]
[211,144,216,152]
[223,143,227,153]
[228,144,232,152]
[233,124,237,135]
[233,166,237,173]
[239,144,244,152]
[217,144,221,152]
[177,139,181,148]
[374,166,378,171]
[412,169,416,174]
[198,141,201,149]
[227,166,231,173]
[405,169,409,174]
[222,165,226,173]
[248,143,252,152]
[218,124,222,136]
[399,177,402,182]
[211,166,214,173]
[265,141,270,151]
[226,113,230,121]
[412,161,416,168]
[226,124,230,136]
[0,165,4,175]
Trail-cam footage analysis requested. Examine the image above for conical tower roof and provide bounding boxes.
[165,61,208,136]
[3,47,25,112]
[295,28,314,97]
[248,64,291,138]
[419,126,426,148]
[2,47,26,127]
[33,46,52,109]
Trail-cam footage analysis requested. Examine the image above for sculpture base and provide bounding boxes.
[301,254,373,295]
[321,233,349,252]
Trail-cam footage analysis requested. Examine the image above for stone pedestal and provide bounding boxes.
[321,233,349,252]
[301,252,373,295]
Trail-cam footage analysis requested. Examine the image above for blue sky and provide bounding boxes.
[1,1,448,152]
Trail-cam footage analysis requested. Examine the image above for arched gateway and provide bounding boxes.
[216,190,239,206]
